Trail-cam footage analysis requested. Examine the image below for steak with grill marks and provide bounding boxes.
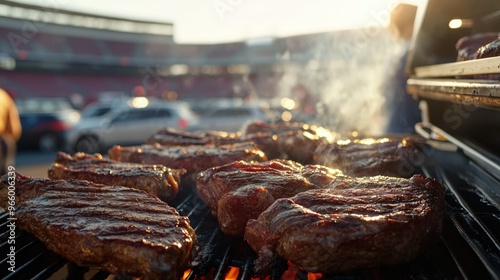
[108,142,267,183]
[146,127,242,146]
[455,33,500,79]
[195,160,345,236]
[245,174,446,274]
[48,152,184,201]
[147,121,337,164]
[476,38,500,59]
[475,38,500,79]
[455,32,499,61]
[243,121,337,163]
[147,127,284,160]
[244,120,313,135]
[313,136,424,177]
[0,173,197,280]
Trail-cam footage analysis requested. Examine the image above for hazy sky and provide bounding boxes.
[9,0,423,43]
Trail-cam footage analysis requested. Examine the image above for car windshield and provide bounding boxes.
[81,106,113,118]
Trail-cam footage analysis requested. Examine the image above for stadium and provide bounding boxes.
[0,1,391,111]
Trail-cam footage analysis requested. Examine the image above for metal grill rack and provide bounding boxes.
[1,148,499,279]
[407,57,500,109]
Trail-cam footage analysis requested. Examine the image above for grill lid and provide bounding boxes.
[405,0,500,108]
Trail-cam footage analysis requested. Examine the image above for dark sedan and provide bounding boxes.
[16,97,81,152]
[18,112,79,152]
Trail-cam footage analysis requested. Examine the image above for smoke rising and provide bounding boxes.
[277,27,408,136]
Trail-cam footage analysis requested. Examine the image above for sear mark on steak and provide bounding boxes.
[0,173,197,280]
[313,136,425,177]
[108,142,268,184]
[245,174,446,274]
[195,160,345,236]
[48,152,185,201]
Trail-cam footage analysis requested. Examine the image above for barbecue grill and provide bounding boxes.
[1,151,499,279]
[1,0,500,279]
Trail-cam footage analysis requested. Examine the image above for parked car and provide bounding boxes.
[80,103,117,119]
[16,97,79,113]
[16,98,81,152]
[190,102,275,132]
[66,98,198,153]
[79,97,132,119]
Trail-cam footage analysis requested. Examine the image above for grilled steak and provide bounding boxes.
[147,127,241,146]
[475,38,500,79]
[242,132,284,160]
[148,127,284,160]
[455,33,500,79]
[195,160,345,236]
[244,120,313,135]
[245,174,446,274]
[0,173,197,280]
[278,129,333,163]
[108,142,267,182]
[455,32,499,61]
[48,152,184,201]
[243,121,337,163]
[313,136,424,177]
[476,38,500,59]
[147,122,336,164]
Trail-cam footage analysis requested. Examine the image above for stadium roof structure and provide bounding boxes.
[0,0,173,36]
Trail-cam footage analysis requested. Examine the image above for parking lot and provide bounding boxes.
[14,151,56,178]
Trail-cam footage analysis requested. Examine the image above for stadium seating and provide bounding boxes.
[66,36,105,57]
[0,24,356,102]
[104,40,138,57]
[35,32,70,54]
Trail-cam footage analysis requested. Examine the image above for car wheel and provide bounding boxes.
[75,136,99,154]
[38,134,58,152]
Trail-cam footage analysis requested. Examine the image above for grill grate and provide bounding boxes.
[421,150,500,280]
[0,149,499,279]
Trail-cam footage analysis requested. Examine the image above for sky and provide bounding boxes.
[8,0,424,43]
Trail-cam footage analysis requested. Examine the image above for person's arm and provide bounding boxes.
[7,104,22,141]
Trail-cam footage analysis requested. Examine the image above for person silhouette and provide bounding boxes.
[0,88,22,175]
[384,3,421,134]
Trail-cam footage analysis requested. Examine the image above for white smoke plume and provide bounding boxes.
[276,27,408,136]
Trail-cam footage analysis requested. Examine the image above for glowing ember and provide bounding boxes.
[278,262,325,280]
[307,272,323,280]
[225,266,240,280]
[182,269,192,280]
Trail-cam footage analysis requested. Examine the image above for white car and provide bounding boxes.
[79,96,132,119]
[190,103,275,132]
[66,98,198,153]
